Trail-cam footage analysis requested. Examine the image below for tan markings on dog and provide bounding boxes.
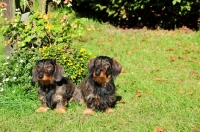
[83,108,94,115]
[104,107,114,114]
[94,95,101,106]
[39,95,47,104]
[38,80,52,86]
[93,71,111,86]
[79,99,86,105]
[55,107,66,114]
[37,74,54,86]
[55,94,63,101]
[69,97,74,102]
[35,106,49,113]
[39,95,45,101]
[53,94,64,108]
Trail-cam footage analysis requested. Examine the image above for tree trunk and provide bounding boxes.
[3,0,15,19]
[3,0,15,56]
[39,0,47,13]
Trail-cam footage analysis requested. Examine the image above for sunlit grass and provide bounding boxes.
[0,19,200,131]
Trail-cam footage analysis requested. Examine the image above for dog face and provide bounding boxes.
[32,59,64,85]
[88,56,122,85]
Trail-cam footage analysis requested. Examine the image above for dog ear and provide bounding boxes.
[54,62,64,82]
[88,57,96,74]
[112,59,122,77]
[32,68,38,82]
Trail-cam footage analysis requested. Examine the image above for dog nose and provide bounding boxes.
[38,73,44,79]
[95,69,101,76]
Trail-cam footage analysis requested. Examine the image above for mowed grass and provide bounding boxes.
[0,20,200,131]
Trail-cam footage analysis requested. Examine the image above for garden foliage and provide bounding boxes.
[73,0,200,29]
[0,6,92,98]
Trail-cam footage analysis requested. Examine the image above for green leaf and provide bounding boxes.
[57,38,63,42]
[172,0,181,5]
[24,36,32,43]
[122,14,127,19]
[18,42,26,47]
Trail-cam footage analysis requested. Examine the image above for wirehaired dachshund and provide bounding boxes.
[32,59,75,114]
[73,56,122,115]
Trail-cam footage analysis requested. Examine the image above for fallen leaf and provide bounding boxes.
[188,59,196,62]
[126,50,131,54]
[142,38,146,41]
[154,127,164,132]
[153,78,167,81]
[190,71,197,75]
[169,56,176,62]
[178,90,185,94]
[135,89,142,97]
[188,91,194,96]
[193,128,198,132]
[166,48,175,51]
[178,56,185,60]
[131,82,135,85]
[145,90,151,95]
[184,49,190,54]
[178,66,184,70]
[149,69,160,73]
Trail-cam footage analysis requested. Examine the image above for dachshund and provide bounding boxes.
[32,59,75,114]
[73,56,122,115]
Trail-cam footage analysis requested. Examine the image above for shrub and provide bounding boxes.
[0,6,92,99]
[0,47,40,100]
[73,0,200,29]
[39,45,93,83]
[2,8,85,48]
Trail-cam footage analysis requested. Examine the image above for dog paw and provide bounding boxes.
[69,97,74,102]
[79,99,85,105]
[35,107,49,113]
[55,107,66,114]
[83,108,94,115]
[104,108,114,114]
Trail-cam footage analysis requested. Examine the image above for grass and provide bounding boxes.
[0,19,200,131]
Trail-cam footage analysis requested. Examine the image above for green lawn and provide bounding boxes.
[0,20,200,131]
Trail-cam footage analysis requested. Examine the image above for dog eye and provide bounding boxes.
[95,60,101,65]
[45,64,53,69]
[36,65,42,70]
[45,65,54,72]
[46,68,52,73]
[45,66,52,71]
[45,66,50,69]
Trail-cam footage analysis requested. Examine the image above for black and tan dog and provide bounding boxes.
[73,56,122,115]
[32,59,75,114]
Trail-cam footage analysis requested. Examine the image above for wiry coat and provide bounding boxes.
[79,76,116,111]
[32,59,75,114]
[37,77,75,109]
[73,56,122,115]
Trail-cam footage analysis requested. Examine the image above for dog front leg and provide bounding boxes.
[73,87,85,105]
[35,94,49,113]
[54,94,66,114]
[83,94,95,115]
